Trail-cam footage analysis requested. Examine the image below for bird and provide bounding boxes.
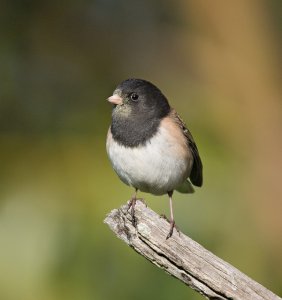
[106,78,203,239]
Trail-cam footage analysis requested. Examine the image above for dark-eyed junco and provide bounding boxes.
[106,78,203,239]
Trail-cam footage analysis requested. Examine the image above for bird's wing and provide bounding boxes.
[171,109,203,187]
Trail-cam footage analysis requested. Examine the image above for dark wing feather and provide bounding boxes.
[172,110,203,187]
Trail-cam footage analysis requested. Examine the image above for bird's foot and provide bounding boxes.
[166,220,175,240]
[127,197,137,227]
[126,198,141,227]
[160,215,180,239]
[127,197,147,227]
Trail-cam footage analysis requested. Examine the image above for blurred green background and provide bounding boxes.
[1,1,281,299]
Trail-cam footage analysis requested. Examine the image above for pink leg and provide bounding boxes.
[166,191,175,239]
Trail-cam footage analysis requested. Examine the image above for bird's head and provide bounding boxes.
[107,78,170,120]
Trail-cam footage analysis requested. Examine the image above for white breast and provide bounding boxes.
[106,124,193,195]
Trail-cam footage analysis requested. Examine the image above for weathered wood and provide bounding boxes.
[104,200,281,300]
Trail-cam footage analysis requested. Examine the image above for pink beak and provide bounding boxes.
[107,94,123,105]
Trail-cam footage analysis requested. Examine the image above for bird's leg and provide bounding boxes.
[127,188,138,227]
[166,190,175,239]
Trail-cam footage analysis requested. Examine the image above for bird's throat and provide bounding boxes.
[111,112,161,148]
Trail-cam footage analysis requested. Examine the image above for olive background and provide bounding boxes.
[0,1,282,299]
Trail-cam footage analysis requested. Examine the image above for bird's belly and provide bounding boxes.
[107,128,193,195]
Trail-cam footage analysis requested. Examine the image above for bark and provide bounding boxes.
[104,200,281,300]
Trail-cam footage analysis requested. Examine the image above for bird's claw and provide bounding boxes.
[166,220,175,239]
[160,215,180,239]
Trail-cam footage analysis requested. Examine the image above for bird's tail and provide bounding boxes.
[176,180,195,194]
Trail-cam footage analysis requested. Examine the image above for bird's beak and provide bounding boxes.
[107,94,123,105]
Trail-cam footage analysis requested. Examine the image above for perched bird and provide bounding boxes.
[106,78,203,239]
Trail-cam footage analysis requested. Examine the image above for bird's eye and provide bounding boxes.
[130,93,139,101]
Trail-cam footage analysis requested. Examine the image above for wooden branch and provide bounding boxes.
[104,200,281,300]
